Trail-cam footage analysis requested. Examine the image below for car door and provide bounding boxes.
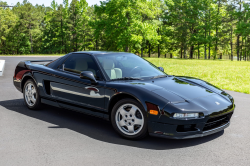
[50,53,106,112]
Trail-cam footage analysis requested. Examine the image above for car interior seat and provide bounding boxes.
[102,59,122,79]
[75,59,96,76]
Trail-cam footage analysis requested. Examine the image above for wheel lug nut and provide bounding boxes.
[132,119,134,122]
[125,120,127,122]
[129,123,131,125]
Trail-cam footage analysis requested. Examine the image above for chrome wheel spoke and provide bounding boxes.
[118,107,127,117]
[118,120,126,127]
[28,84,32,91]
[25,94,30,104]
[30,96,36,104]
[134,118,143,126]
[127,125,135,133]
[31,89,36,95]
[129,106,137,115]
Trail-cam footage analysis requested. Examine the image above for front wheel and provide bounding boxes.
[23,79,41,110]
[111,98,148,140]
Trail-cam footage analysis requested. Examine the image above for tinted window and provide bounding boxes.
[61,54,102,80]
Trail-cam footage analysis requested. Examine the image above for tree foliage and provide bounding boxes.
[0,0,250,61]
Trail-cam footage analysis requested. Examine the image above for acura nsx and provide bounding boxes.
[13,52,235,139]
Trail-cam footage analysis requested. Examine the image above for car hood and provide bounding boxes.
[131,76,230,103]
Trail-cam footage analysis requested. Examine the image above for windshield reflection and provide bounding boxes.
[95,53,166,80]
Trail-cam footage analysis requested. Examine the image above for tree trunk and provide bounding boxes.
[76,33,78,52]
[215,0,221,59]
[29,25,33,54]
[240,37,243,61]
[124,46,129,52]
[96,39,98,50]
[204,11,207,59]
[170,53,173,58]
[209,42,211,59]
[245,39,247,61]
[158,28,160,58]
[231,17,233,61]
[184,41,187,59]
[148,42,151,57]
[84,35,86,51]
[208,9,211,59]
[237,0,242,61]
[237,36,240,61]
[181,47,183,59]
[61,19,63,53]
[158,45,160,58]
[198,42,200,59]
[204,30,207,59]
[190,45,194,59]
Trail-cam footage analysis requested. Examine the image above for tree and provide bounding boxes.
[92,0,162,55]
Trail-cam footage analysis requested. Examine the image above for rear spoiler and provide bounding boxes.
[23,60,53,65]
[24,60,53,63]
[17,60,53,68]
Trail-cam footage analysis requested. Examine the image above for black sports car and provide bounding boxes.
[13,51,235,140]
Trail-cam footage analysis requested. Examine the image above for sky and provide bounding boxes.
[5,0,101,7]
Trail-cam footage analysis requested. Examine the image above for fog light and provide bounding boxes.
[173,113,199,119]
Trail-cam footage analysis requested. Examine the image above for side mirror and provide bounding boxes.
[158,67,164,72]
[80,71,97,84]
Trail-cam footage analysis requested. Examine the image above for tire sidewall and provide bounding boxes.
[111,98,148,140]
[23,79,41,110]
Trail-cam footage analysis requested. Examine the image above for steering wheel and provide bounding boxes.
[129,66,142,76]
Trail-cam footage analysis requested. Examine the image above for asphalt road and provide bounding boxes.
[0,56,249,166]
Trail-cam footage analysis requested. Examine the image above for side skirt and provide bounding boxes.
[41,98,109,120]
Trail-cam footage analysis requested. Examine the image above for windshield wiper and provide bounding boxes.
[151,75,168,79]
[111,77,142,81]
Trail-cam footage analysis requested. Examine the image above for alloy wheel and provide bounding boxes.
[24,83,37,107]
[115,104,144,136]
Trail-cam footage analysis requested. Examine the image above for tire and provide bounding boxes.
[111,98,148,140]
[23,79,41,110]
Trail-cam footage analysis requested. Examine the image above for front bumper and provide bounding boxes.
[149,121,230,139]
[148,109,234,139]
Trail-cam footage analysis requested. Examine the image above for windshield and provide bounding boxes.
[95,53,166,80]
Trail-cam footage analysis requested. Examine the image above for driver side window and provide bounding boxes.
[61,54,103,80]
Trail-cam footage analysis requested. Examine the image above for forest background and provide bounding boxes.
[1,0,250,61]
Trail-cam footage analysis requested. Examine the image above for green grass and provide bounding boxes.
[146,58,250,94]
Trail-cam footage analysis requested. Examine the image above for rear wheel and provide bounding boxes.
[111,98,148,140]
[23,79,41,110]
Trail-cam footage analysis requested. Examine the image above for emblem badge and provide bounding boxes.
[215,102,220,105]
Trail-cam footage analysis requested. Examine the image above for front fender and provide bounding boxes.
[105,83,169,122]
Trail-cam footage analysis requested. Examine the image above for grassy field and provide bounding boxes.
[146,58,250,94]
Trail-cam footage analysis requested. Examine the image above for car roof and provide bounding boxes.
[71,51,133,56]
